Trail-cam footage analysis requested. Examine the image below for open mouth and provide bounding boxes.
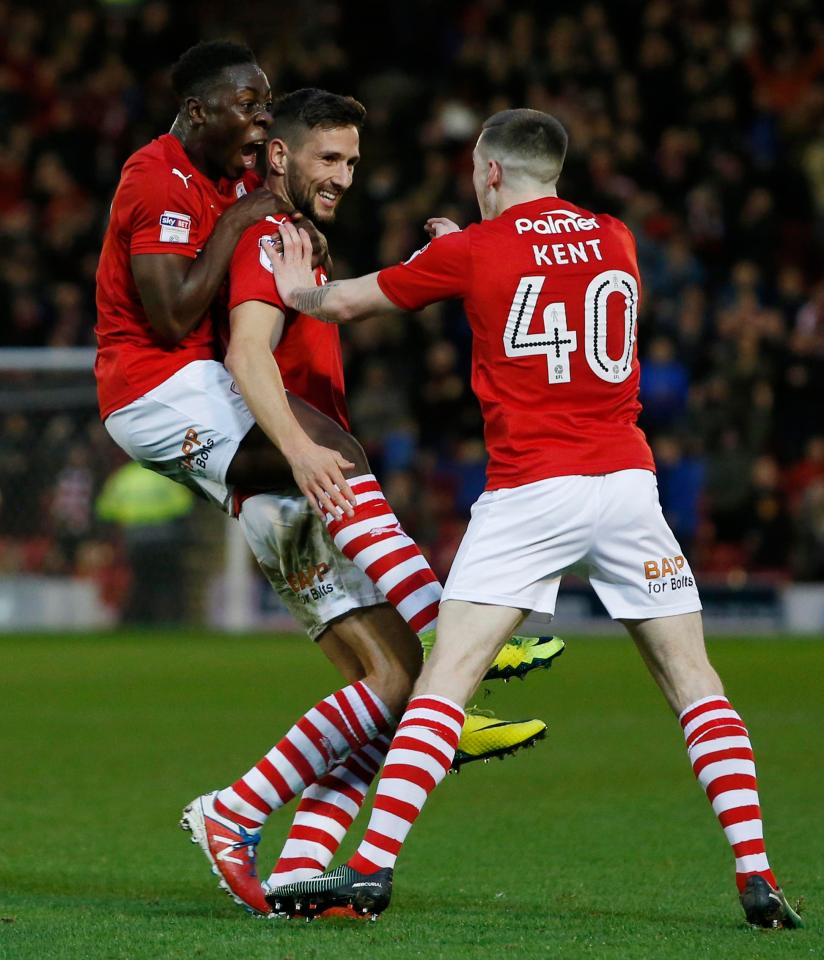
[240,141,264,170]
[317,189,341,210]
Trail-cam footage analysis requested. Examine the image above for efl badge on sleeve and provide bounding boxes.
[159,211,192,243]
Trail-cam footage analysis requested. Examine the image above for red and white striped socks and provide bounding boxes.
[680,695,777,892]
[327,475,441,635]
[268,735,391,886]
[347,695,464,874]
[215,682,392,830]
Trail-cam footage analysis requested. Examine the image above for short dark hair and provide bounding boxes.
[478,109,568,183]
[171,40,257,101]
[269,88,366,143]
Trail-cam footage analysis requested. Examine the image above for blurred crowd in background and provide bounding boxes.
[1,0,823,619]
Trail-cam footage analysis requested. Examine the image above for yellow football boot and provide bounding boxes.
[452,709,547,770]
[419,631,565,682]
[484,635,565,682]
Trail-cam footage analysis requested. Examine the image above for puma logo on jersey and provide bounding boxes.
[369,522,408,539]
[172,168,193,188]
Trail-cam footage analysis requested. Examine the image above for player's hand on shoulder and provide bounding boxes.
[229,187,292,227]
[425,216,462,239]
[261,221,317,308]
[290,212,330,269]
[280,435,356,519]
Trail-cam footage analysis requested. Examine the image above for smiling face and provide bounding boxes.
[194,63,272,180]
[277,125,360,223]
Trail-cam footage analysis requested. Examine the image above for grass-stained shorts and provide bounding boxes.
[239,492,385,640]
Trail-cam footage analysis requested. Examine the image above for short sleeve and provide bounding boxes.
[123,159,205,259]
[227,218,289,313]
[377,229,471,311]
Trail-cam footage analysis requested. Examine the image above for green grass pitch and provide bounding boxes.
[0,631,820,960]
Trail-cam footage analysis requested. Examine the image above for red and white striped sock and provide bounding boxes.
[267,734,391,886]
[327,474,441,635]
[215,682,392,830]
[347,695,464,874]
[680,695,777,893]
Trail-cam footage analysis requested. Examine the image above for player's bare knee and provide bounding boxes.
[364,658,415,718]
[335,430,369,475]
[310,418,368,474]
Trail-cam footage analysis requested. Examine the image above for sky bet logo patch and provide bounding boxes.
[159,211,191,244]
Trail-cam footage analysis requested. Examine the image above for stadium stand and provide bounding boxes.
[0,0,822,619]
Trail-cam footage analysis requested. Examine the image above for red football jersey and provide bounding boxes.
[95,133,259,419]
[377,196,655,490]
[227,216,350,431]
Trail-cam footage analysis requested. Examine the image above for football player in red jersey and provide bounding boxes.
[266,109,801,930]
[96,40,359,521]
[182,89,559,918]
[96,44,556,690]
[96,52,559,917]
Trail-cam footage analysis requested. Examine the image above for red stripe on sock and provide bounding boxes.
[733,838,766,858]
[335,523,403,560]
[345,749,380,779]
[396,717,460,747]
[348,851,381,874]
[231,778,272,816]
[257,756,294,805]
[296,717,331,766]
[353,681,390,731]
[334,688,367,744]
[273,856,326,874]
[351,479,382,495]
[381,761,437,793]
[687,717,748,748]
[288,825,339,854]
[373,792,423,824]
[388,733,454,771]
[315,700,360,750]
[212,796,264,831]
[705,773,758,803]
[680,698,733,729]
[342,753,377,787]
[691,746,754,777]
[321,773,368,806]
[384,568,440,609]
[363,544,422,583]
[327,498,393,537]
[406,696,465,728]
[279,737,317,787]
[735,868,778,893]
[718,804,763,828]
[296,797,356,829]
[409,600,440,633]
[361,828,403,856]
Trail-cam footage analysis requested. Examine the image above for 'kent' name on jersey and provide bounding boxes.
[531,239,603,266]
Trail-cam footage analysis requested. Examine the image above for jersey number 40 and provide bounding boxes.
[503,270,639,385]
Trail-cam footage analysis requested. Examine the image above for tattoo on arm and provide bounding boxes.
[292,282,340,322]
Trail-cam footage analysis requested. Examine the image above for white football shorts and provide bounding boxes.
[442,469,701,626]
[104,360,254,512]
[239,492,386,640]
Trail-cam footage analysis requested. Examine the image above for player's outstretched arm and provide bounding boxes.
[225,300,355,518]
[262,222,396,324]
